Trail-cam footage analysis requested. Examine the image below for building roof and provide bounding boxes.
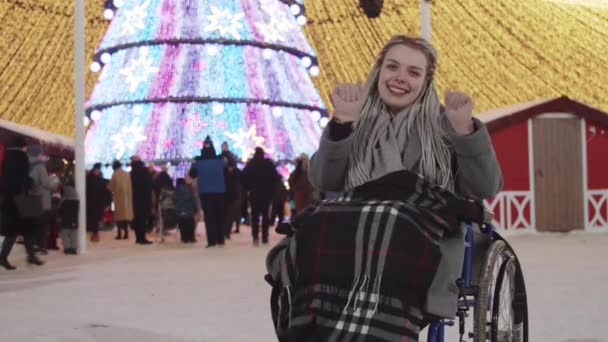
[303,0,608,114]
[479,96,608,132]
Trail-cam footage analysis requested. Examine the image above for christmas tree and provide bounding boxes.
[85,0,326,166]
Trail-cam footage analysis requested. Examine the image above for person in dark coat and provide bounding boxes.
[190,136,226,248]
[221,142,241,240]
[173,178,197,243]
[86,163,106,242]
[59,179,79,255]
[130,157,154,245]
[155,165,177,231]
[271,177,288,226]
[288,153,318,214]
[241,147,280,245]
[0,137,44,270]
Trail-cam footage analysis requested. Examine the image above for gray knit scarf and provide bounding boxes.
[344,82,453,191]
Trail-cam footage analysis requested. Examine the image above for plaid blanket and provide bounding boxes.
[266,170,484,341]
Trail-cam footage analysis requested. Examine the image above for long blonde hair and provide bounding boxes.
[347,35,454,190]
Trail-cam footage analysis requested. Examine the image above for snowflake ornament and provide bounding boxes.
[110,120,147,159]
[119,47,159,92]
[255,21,286,43]
[225,125,272,161]
[255,0,291,42]
[204,6,245,40]
[120,0,151,36]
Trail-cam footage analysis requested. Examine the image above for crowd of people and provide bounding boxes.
[0,134,320,270]
[0,137,73,269]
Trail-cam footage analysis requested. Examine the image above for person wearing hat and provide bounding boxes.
[189,136,226,247]
[130,158,154,244]
[241,147,281,245]
[86,162,106,242]
[0,137,44,269]
[108,160,133,240]
[27,144,52,254]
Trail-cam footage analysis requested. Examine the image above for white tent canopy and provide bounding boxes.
[0,118,74,148]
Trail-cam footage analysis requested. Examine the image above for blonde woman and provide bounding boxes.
[266,35,504,341]
[310,35,501,197]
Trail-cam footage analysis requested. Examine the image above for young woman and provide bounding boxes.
[267,35,503,341]
[309,35,502,198]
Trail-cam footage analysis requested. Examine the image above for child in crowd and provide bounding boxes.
[58,180,79,254]
[173,178,197,243]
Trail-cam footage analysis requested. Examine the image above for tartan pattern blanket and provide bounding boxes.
[266,171,484,341]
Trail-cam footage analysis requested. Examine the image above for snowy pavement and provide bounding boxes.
[0,227,606,342]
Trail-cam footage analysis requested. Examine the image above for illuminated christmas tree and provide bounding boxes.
[85,0,326,165]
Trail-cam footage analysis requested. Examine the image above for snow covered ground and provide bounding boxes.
[0,227,606,342]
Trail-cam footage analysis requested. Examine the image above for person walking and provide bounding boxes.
[241,147,280,245]
[0,137,44,269]
[190,137,226,248]
[108,160,133,240]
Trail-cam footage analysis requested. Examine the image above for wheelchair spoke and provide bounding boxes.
[495,260,517,341]
[473,239,528,342]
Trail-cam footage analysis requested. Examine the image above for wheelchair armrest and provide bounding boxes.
[482,210,494,225]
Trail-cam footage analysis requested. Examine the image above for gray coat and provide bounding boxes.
[29,159,52,211]
[308,117,503,318]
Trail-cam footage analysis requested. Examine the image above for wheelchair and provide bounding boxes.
[266,204,529,342]
[426,218,529,342]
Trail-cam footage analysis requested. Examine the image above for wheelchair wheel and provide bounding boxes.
[473,240,528,342]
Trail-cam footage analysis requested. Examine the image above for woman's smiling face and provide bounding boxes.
[377,44,429,114]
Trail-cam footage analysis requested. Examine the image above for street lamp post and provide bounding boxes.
[421,0,432,42]
[74,0,87,253]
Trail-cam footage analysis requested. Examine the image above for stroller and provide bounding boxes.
[157,188,177,241]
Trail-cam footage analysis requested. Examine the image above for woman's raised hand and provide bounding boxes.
[445,90,475,135]
[330,82,365,123]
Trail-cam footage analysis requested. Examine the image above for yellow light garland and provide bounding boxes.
[1,0,606,138]
[303,0,608,114]
[0,0,109,136]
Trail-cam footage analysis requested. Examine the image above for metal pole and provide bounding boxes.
[421,0,432,42]
[74,0,87,253]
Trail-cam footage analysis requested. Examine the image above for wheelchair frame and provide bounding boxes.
[427,222,529,342]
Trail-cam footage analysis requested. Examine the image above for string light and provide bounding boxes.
[290,4,301,15]
[272,107,283,118]
[100,52,111,64]
[212,102,224,115]
[3,0,606,140]
[90,110,102,121]
[206,45,220,56]
[263,48,274,59]
[301,56,312,68]
[319,117,329,128]
[309,65,320,76]
[103,9,114,20]
[85,0,326,163]
[90,62,101,73]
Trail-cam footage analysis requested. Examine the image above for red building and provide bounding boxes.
[481,97,608,233]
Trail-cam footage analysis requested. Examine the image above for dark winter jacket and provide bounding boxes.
[173,184,197,218]
[130,161,154,218]
[85,171,106,231]
[242,157,280,202]
[0,147,31,237]
[155,171,174,191]
[59,185,79,230]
